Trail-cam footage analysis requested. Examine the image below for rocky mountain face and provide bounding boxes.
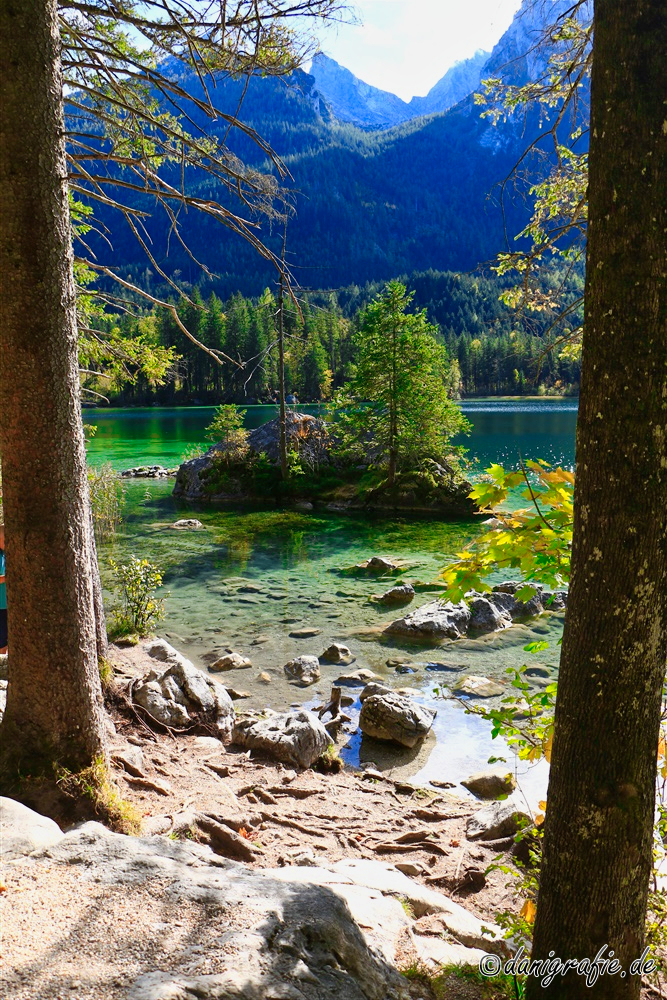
[309,0,591,128]
[307,53,414,128]
[408,50,490,117]
[309,49,491,128]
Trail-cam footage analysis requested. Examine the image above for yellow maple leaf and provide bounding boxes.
[520,899,537,924]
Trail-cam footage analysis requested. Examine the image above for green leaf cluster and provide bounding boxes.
[441,461,574,601]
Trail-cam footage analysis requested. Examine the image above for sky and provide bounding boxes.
[311,0,523,102]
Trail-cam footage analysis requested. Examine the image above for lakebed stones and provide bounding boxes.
[359,690,436,749]
[0,797,64,860]
[375,583,415,606]
[132,639,235,740]
[462,768,517,799]
[384,599,471,641]
[208,652,252,672]
[232,710,333,768]
[453,675,504,699]
[289,627,322,639]
[284,655,322,687]
[319,643,355,666]
[466,796,532,841]
[169,518,204,530]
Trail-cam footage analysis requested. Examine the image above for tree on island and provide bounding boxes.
[0,0,347,785]
[333,281,468,486]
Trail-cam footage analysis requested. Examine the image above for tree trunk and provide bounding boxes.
[277,228,289,481]
[527,2,667,996]
[0,0,107,776]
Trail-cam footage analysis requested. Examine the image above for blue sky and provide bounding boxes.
[311,0,523,102]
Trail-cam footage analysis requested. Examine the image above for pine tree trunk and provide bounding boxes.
[0,0,107,775]
[527,2,667,996]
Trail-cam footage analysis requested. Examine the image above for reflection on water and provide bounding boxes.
[84,398,578,473]
[91,399,573,800]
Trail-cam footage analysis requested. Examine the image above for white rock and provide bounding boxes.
[133,640,235,741]
[232,710,332,768]
[0,797,64,860]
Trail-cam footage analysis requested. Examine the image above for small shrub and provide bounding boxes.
[205,405,249,459]
[108,555,166,638]
[180,443,206,462]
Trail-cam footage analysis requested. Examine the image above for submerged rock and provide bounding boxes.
[284,655,322,687]
[132,639,235,740]
[319,643,355,666]
[289,627,322,639]
[232,710,333,768]
[169,518,203,530]
[384,600,471,641]
[375,583,415,606]
[359,691,436,748]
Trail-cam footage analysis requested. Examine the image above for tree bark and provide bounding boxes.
[0,0,107,775]
[527,1,667,996]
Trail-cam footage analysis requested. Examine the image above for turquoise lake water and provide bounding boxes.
[88,399,577,801]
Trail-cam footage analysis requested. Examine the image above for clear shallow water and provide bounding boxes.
[92,399,576,803]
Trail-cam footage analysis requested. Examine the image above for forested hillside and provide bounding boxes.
[98,268,581,406]
[84,63,534,298]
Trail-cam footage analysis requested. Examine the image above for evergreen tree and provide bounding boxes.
[333,281,469,484]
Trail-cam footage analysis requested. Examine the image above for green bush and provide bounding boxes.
[108,556,166,639]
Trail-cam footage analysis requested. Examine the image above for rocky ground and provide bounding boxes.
[2,639,664,1000]
[0,644,536,1000]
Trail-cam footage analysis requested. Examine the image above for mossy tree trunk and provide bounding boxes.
[527,1,667,996]
[0,0,107,776]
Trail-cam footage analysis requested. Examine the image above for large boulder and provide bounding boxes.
[359,691,436,749]
[232,710,333,768]
[468,596,512,633]
[284,655,321,687]
[132,639,235,740]
[18,822,408,1000]
[0,797,64,860]
[384,600,471,641]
